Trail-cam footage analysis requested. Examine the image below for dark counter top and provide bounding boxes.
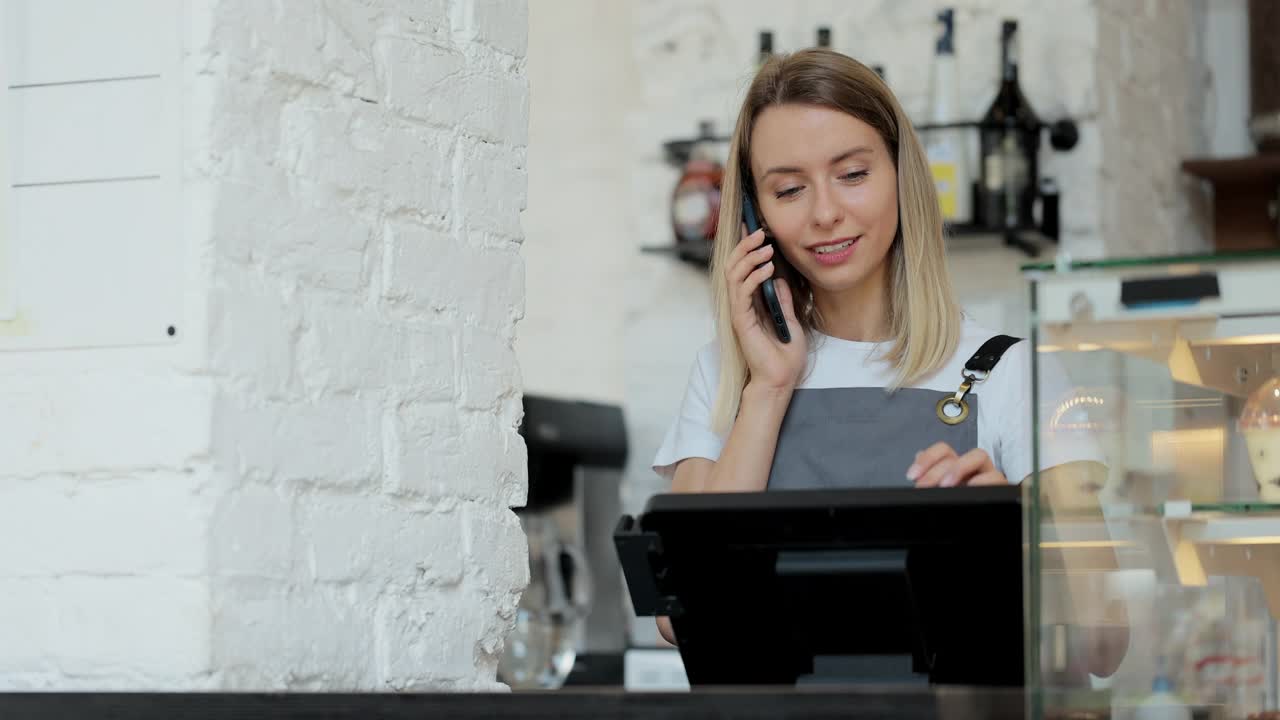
[0,687,1034,720]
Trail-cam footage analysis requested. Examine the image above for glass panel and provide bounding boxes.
[1021,249,1280,273]
[1181,502,1280,514]
[1029,258,1280,720]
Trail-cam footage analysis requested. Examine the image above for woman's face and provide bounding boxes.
[749,103,898,296]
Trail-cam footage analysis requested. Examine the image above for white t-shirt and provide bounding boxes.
[653,315,1103,485]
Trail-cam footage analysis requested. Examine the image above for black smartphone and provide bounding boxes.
[741,191,791,343]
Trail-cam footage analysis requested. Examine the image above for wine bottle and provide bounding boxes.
[978,20,1039,231]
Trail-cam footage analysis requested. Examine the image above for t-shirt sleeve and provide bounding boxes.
[652,344,727,481]
[990,340,1107,485]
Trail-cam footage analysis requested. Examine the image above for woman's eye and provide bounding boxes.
[774,187,801,199]
[841,170,868,182]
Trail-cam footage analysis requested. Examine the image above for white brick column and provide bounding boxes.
[0,0,529,691]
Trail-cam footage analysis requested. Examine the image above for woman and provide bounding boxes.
[654,48,1088,493]
[651,49,1121,670]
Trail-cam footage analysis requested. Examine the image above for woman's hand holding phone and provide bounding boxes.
[725,225,807,392]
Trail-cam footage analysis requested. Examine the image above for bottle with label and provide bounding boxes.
[978,20,1040,231]
[671,121,723,253]
[925,9,971,225]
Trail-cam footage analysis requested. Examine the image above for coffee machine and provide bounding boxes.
[498,394,628,689]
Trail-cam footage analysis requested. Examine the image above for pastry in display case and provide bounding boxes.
[1025,252,1280,720]
[1240,377,1280,503]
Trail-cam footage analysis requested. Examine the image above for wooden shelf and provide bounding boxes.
[1182,154,1280,184]
[1180,153,1280,251]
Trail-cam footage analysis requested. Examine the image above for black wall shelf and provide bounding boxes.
[660,118,1078,169]
[641,240,713,269]
[650,116,1078,266]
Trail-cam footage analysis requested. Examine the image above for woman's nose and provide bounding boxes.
[811,185,843,229]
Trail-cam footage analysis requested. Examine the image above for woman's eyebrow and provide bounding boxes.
[761,146,874,179]
[828,146,874,164]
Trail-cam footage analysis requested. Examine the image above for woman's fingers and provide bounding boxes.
[915,459,955,488]
[729,245,774,306]
[727,227,767,271]
[907,442,956,485]
[738,261,776,308]
[913,445,1003,488]
[929,448,995,488]
[949,448,997,486]
[725,237,771,297]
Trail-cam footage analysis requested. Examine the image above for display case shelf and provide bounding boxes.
[1039,505,1280,619]
[1162,507,1280,620]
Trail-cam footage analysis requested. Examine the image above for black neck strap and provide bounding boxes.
[965,335,1022,374]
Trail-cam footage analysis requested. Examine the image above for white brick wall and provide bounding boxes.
[1,0,529,691]
[2,577,214,687]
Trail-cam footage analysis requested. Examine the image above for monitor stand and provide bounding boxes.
[777,548,931,688]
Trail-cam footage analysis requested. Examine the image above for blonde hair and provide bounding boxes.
[709,49,961,433]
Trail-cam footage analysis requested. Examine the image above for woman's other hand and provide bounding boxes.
[907,442,1007,488]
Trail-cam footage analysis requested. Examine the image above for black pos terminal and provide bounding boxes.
[614,486,1026,687]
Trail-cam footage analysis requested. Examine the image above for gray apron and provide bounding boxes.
[767,387,979,491]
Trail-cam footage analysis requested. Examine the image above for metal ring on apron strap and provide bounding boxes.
[935,395,968,424]
[936,370,989,425]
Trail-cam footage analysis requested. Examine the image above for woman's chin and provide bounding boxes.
[805,265,877,295]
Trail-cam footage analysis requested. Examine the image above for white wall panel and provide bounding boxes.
[3,0,167,86]
[0,0,181,350]
[9,80,164,185]
[5,179,181,350]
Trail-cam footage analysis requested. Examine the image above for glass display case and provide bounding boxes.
[1026,252,1280,720]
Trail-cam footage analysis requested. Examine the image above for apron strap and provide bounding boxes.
[937,335,1025,425]
[964,335,1023,375]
